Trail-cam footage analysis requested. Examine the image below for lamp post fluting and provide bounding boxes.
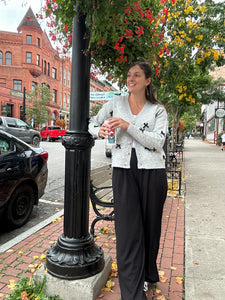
[45,6,105,280]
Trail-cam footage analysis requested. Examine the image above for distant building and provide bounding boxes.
[0,7,117,127]
[201,65,225,143]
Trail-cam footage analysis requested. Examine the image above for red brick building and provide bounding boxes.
[0,7,116,127]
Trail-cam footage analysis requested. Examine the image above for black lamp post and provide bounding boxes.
[45,5,105,279]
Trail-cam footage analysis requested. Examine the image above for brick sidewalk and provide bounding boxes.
[0,190,184,300]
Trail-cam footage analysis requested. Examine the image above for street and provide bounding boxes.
[0,139,111,246]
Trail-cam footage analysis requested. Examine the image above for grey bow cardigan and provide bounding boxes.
[89,95,168,169]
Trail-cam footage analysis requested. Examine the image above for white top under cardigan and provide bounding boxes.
[88,95,168,169]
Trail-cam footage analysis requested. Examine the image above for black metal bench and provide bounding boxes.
[90,165,114,236]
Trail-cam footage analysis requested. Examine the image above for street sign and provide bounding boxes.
[215,108,225,118]
[90,91,121,101]
[1,105,7,115]
[10,90,32,101]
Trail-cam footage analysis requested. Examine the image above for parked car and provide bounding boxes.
[40,125,67,142]
[0,130,48,228]
[0,116,41,146]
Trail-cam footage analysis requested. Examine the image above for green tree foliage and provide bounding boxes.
[42,0,225,132]
[90,104,103,116]
[180,103,202,133]
[27,84,52,129]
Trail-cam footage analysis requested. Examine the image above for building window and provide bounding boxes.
[68,71,70,87]
[26,52,32,64]
[36,54,40,66]
[67,95,70,107]
[64,93,66,107]
[52,67,56,79]
[37,37,40,47]
[64,69,66,85]
[44,61,46,74]
[32,81,37,91]
[0,51,2,64]
[13,80,22,91]
[60,93,62,106]
[53,89,57,103]
[60,67,62,84]
[5,52,12,65]
[47,63,50,76]
[26,35,32,44]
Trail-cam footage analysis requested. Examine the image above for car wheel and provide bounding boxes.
[6,185,35,228]
[32,135,40,146]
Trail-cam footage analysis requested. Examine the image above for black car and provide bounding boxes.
[0,130,48,228]
[0,116,41,146]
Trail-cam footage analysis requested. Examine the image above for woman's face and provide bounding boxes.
[127,65,151,94]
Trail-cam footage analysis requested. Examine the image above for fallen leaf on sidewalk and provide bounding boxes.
[102,279,115,292]
[6,249,13,253]
[40,254,46,260]
[157,295,166,300]
[160,276,168,283]
[7,279,16,290]
[158,270,165,277]
[110,261,118,277]
[193,260,199,264]
[170,266,177,270]
[176,276,184,284]
[99,227,109,234]
[49,240,56,244]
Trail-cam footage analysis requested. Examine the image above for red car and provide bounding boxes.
[40,126,67,142]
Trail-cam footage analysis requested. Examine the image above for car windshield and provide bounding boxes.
[17,119,28,129]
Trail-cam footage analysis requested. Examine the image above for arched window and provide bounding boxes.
[5,52,12,65]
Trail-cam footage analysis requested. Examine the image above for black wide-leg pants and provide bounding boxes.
[112,149,167,300]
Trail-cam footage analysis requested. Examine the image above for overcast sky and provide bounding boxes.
[0,0,45,33]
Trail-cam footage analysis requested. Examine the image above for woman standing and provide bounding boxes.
[89,61,168,300]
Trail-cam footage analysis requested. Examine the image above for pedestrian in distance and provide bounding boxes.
[221,131,225,151]
[89,61,168,300]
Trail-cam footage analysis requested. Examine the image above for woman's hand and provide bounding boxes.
[108,118,130,130]
[98,118,129,138]
[98,123,110,139]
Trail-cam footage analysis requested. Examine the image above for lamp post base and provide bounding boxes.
[35,255,111,300]
[46,233,105,280]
